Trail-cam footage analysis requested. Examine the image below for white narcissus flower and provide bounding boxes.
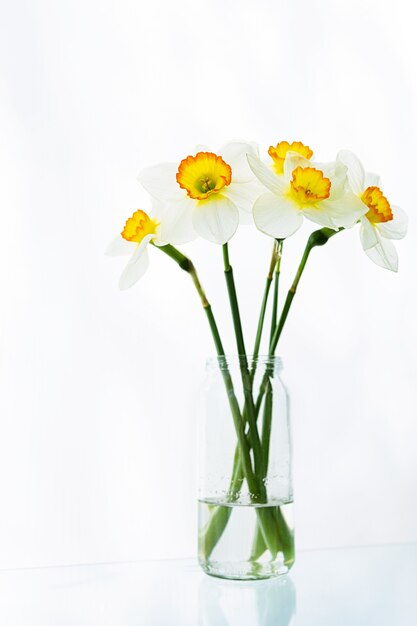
[337,150,408,272]
[247,144,367,239]
[137,142,263,245]
[106,209,164,290]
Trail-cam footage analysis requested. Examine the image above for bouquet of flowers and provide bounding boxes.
[107,140,407,579]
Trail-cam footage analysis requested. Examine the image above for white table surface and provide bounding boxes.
[0,543,416,625]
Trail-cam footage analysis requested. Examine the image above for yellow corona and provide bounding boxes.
[176,152,232,200]
[121,210,159,243]
[289,166,331,206]
[361,186,393,224]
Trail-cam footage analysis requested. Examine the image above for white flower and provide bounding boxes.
[105,209,164,290]
[137,142,263,245]
[247,146,366,239]
[337,150,408,272]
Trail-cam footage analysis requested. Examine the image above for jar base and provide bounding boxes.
[199,557,292,581]
[198,499,295,581]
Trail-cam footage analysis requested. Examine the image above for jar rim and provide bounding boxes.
[206,354,283,371]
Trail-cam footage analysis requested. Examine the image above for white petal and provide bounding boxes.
[118,235,153,290]
[377,206,408,240]
[364,172,381,188]
[192,195,239,244]
[301,205,339,229]
[325,161,348,199]
[307,191,366,229]
[364,236,398,272]
[247,154,287,194]
[137,163,182,201]
[253,191,303,238]
[360,217,379,250]
[222,179,264,214]
[283,152,313,180]
[105,235,136,256]
[218,141,259,182]
[336,150,365,195]
[152,197,197,245]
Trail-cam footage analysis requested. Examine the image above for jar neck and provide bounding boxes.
[206,354,283,373]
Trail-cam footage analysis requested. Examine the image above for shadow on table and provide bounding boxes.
[198,574,296,626]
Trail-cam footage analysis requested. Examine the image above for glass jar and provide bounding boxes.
[198,355,294,580]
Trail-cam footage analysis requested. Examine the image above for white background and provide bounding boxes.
[0,0,416,569]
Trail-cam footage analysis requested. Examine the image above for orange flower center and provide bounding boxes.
[361,186,393,224]
[268,141,313,175]
[176,152,232,200]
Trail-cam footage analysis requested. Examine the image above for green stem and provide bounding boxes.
[260,379,273,469]
[222,242,230,272]
[222,243,248,360]
[250,380,273,560]
[222,243,264,481]
[250,378,294,563]
[270,228,340,355]
[269,239,283,347]
[254,228,343,421]
[252,240,279,361]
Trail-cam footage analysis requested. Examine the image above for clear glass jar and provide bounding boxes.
[198,355,294,580]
